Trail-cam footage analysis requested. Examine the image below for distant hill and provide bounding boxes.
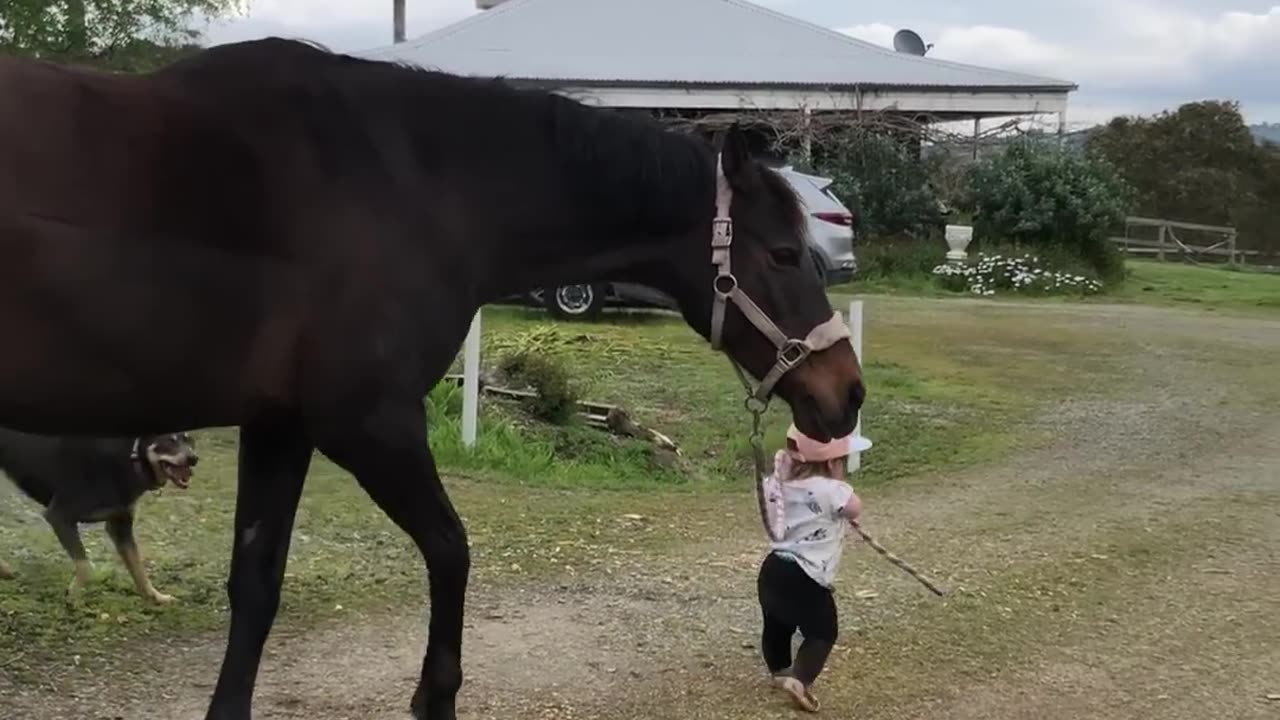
[1252,123,1280,145]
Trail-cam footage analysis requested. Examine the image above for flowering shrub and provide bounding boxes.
[932,253,1104,296]
[966,140,1134,280]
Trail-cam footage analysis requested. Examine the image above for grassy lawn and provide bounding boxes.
[0,298,1124,678]
[1105,259,1280,312]
[832,258,1280,315]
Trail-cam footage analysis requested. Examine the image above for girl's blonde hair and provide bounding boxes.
[775,437,847,481]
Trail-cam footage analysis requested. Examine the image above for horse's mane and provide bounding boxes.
[164,38,804,237]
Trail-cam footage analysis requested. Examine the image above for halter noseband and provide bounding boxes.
[708,154,852,406]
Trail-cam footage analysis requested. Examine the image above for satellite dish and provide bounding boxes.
[893,29,932,56]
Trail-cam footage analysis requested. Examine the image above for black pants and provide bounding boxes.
[757,552,839,686]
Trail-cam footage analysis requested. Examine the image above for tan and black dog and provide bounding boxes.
[0,429,199,604]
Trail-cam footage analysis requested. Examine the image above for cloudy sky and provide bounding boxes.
[201,0,1280,126]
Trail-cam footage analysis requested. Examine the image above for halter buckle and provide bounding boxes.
[711,218,733,246]
[777,339,810,369]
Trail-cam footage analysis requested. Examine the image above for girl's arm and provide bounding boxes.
[837,488,863,524]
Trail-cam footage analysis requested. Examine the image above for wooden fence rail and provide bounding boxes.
[1109,216,1259,266]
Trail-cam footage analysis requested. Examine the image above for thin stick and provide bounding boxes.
[852,524,946,597]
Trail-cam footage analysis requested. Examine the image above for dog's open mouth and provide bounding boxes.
[160,461,193,489]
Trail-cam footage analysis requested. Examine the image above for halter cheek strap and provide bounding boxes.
[708,154,852,404]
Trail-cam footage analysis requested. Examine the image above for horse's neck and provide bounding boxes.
[475,169,711,303]
[492,228,673,296]
[390,78,713,302]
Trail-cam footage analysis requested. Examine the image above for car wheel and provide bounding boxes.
[544,283,606,321]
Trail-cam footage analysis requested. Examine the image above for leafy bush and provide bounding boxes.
[932,253,1103,296]
[496,351,581,425]
[810,127,943,237]
[966,140,1134,280]
[855,234,944,280]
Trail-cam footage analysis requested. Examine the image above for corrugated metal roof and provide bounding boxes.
[357,0,1075,91]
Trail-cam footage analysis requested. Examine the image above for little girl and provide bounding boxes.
[757,424,869,713]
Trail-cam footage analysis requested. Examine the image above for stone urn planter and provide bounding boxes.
[944,224,974,262]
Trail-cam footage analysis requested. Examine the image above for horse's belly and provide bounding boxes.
[0,218,300,434]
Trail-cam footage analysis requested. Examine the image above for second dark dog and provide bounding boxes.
[0,428,199,604]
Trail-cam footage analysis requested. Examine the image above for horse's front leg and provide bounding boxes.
[316,401,469,720]
[206,419,313,720]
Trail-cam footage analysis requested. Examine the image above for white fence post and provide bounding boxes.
[848,299,865,472]
[461,310,482,448]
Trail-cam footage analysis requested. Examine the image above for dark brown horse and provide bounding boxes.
[0,38,864,719]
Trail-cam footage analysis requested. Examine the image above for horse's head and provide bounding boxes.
[673,126,864,441]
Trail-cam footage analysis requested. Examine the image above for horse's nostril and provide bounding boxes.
[850,381,866,412]
[189,455,199,467]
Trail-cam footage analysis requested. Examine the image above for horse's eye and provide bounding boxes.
[770,247,802,266]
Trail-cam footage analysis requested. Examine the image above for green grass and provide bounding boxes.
[0,298,1114,675]
[834,256,1280,315]
[1106,260,1280,312]
[429,304,1089,490]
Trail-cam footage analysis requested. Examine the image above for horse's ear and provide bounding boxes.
[718,123,759,191]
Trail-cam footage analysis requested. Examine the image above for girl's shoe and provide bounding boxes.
[779,676,820,713]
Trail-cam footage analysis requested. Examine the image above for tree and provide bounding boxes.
[0,0,244,71]
[808,126,942,238]
[1088,100,1280,257]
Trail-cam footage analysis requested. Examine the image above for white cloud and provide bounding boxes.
[939,5,1279,86]
[845,6,1279,87]
[840,4,1280,122]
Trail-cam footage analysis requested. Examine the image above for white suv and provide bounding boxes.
[778,166,859,285]
[533,167,859,320]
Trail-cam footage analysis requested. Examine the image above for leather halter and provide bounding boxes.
[708,154,852,406]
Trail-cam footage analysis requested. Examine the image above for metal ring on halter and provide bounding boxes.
[713,273,737,298]
[744,395,769,414]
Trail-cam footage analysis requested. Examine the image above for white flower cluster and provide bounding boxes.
[932,253,1103,296]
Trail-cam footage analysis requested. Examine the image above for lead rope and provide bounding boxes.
[731,360,785,543]
[851,524,946,596]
